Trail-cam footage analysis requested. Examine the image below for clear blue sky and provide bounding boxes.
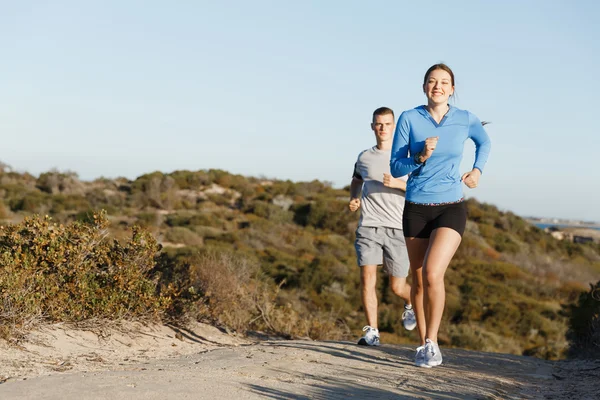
[1,1,599,221]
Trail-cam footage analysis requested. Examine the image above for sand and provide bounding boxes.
[0,322,598,399]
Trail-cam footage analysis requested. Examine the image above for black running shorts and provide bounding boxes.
[403,201,467,238]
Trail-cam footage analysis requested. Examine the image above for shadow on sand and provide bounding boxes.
[240,340,545,400]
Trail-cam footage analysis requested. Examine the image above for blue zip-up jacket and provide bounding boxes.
[390,105,491,204]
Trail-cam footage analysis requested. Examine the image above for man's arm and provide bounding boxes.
[349,162,363,212]
[349,177,363,212]
[350,176,363,199]
[383,173,407,192]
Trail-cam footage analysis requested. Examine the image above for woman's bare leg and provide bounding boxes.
[422,227,462,343]
[405,237,429,345]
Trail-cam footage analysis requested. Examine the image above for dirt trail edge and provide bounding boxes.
[0,323,597,399]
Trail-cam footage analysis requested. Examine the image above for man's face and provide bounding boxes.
[371,113,395,141]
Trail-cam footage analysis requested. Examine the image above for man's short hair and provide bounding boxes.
[372,107,394,123]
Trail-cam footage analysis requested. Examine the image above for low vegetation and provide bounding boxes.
[567,280,600,359]
[0,165,598,359]
[0,212,171,338]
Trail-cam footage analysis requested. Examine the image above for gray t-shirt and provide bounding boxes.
[353,146,407,229]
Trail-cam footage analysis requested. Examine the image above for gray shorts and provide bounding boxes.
[355,226,410,278]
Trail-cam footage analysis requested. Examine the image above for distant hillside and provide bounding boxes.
[0,166,599,360]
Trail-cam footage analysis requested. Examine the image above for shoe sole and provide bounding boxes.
[425,360,442,367]
[415,362,431,368]
[357,338,380,346]
[403,324,417,331]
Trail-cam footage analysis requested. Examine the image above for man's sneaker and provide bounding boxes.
[402,307,417,331]
[424,338,443,367]
[414,345,431,368]
[357,326,380,346]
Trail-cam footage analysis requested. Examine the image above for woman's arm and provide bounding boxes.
[468,113,492,173]
[390,112,421,177]
[461,113,492,189]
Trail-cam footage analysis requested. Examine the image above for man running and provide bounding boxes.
[349,107,416,346]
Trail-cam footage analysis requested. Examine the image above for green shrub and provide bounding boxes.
[165,212,221,228]
[130,172,179,209]
[244,200,293,224]
[292,199,357,236]
[568,280,600,358]
[491,232,520,253]
[50,194,91,213]
[85,188,126,211]
[164,227,203,246]
[170,170,210,190]
[136,211,160,227]
[36,170,82,195]
[0,211,170,338]
[9,191,51,213]
[73,210,99,224]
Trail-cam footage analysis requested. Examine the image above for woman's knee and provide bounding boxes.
[423,269,445,287]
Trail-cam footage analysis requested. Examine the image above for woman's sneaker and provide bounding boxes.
[424,338,443,367]
[402,306,417,331]
[414,345,431,368]
[357,326,380,346]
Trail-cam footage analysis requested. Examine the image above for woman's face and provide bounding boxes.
[423,69,454,105]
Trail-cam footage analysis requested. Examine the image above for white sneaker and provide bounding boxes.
[414,345,431,368]
[357,326,380,346]
[424,338,443,367]
[402,307,417,331]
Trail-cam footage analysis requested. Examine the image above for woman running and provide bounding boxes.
[390,63,491,368]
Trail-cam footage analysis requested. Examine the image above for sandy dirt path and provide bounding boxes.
[0,323,597,399]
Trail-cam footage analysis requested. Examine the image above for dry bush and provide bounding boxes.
[36,170,85,195]
[187,251,346,339]
[503,250,598,285]
[446,324,522,355]
[188,251,281,333]
[0,201,9,220]
[0,211,170,338]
